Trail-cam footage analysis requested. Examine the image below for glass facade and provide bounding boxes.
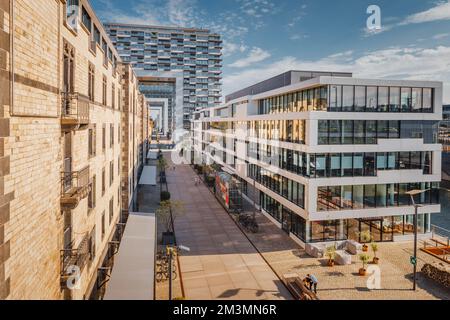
[260,192,307,241]
[248,164,305,209]
[317,182,440,212]
[257,85,433,115]
[247,120,306,144]
[246,147,433,178]
[318,120,439,145]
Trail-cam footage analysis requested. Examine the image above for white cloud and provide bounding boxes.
[400,1,450,25]
[238,0,277,18]
[222,42,248,57]
[223,46,450,103]
[229,47,271,68]
[433,33,450,39]
[98,0,204,28]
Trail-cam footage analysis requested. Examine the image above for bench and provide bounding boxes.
[335,250,352,265]
[283,275,319,300]
[305,243,325,258]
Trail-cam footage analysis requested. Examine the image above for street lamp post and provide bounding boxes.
[406,189,425,291]
[405,187,450,291]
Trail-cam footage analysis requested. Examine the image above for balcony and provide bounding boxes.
[61,165,90,209]
[60,232,90,289]
[61,92,90,130]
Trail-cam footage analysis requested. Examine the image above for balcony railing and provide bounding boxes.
[61,165,90,209]
[60,233,90,289]
[61,92,90,128]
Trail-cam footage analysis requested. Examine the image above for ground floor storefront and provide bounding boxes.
[260,191,432,244]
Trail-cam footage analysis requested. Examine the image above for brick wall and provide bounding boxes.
[0,0,12,300]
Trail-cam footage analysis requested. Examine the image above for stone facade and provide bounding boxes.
[2,0,149,300]
[0,0,12,301]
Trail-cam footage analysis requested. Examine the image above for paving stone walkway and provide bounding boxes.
[165,158,292,300]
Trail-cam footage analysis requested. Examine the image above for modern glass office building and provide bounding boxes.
[104,23,222,131]
[191,71,443,245]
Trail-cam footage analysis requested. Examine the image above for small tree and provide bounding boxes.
[157,156,168,173]
[325,245,336,266]
[371,242,379,264]
[359,230,372,243]
[359,253,370,272]
[156,200,184,233]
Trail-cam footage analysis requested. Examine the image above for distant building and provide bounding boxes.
[104,23,223,133]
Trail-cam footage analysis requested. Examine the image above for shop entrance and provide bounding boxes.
[348,217,394,242]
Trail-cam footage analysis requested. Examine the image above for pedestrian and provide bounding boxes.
[306,274,318,294]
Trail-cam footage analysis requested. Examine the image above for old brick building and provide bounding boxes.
[0,0,150,299]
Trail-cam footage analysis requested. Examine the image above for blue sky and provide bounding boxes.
[90,0,450,102]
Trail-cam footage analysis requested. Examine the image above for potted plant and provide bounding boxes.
[371,243,379,264]
[156,200,184,245]
[359,230,372,252]
[359,253,370,276]
[325,245,336,267]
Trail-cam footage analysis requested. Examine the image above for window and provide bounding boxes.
[89,226,96,260]
[378,87,389,112]
[109,198,114,224]
[63,41,75,94]
[389,87,400,112]
[342,121,353,144]
[102,39,108,66]
[102,124,106,152]
[101,211,105,240]
[88,175,96,209]
[329,85,342,112]
[422,88,433,113]
[81,6,92,32]
[110,161,114,186]
[102,76,107,106]
[110,124,114,147]
[65,0,79,26]
[412,88,422,112]
[354,86,366,112]
[342,86,354,111]
[112,84,115,109]
[93,25,101,44]
[88,125,96,157]
[366,87,377,112]
[401,88,412,112]
[328,120,341,145]
[102,168,106,196]
[88,63,95,101]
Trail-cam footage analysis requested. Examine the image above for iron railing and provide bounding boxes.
[60,233,90,286]
[61,166,90,196]
[61,92,90,125]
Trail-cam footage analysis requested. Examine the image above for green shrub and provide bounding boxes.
[161,191,171,201]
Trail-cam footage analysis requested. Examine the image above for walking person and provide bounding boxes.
[306,274,318,294]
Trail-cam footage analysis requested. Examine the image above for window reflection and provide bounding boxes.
[317,183,439,212]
